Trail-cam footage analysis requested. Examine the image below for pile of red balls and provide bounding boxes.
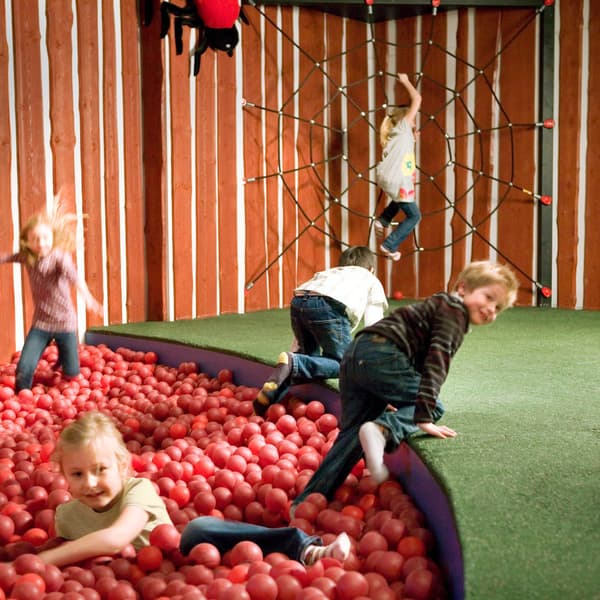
[0,344,447,600]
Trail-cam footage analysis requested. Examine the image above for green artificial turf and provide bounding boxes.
[90,305,600,600]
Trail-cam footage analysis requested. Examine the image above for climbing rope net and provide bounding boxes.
[242,0,554,295]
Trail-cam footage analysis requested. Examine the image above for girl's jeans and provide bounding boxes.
[380,201,422,253]
[16,328,79,391]
[293,332,445,504]
[179,517,320,561]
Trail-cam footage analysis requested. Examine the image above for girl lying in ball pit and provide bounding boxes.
[37,411,173,566]
[35,411,350,567]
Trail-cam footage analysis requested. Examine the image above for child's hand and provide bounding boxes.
[87,297,104,317]
[418,422,457,438]
[398,73,410,84]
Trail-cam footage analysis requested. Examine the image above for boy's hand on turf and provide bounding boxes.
[418,422,457,438]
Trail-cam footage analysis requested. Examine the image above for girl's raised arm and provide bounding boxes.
[76,276,104,318]
[397,73,421,126]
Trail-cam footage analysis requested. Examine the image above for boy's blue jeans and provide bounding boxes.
[380,201,421,253]
[293,332,445,504]
[268,293,352,404]
[16,328,79,391]
[180,517,320,561]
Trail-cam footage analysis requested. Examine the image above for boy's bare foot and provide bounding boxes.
[359,421,390,484]
[302,532,351,565]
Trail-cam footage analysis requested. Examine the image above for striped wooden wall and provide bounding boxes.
[0,1,597,364]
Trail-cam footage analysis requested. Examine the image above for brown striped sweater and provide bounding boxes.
[358,292,470,423]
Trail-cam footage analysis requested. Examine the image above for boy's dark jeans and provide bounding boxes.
[293,332,444,504]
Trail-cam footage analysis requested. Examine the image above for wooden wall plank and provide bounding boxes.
[242,7,269,311]
[0,0,17,363]
[584,6,600,309]
[141,0,166,321]
[168,26,194,319]
[324,14,344,269]
[216,51,239,314]
[46,1,76,199]
[343,18,370,252]
[497,9,536,304]
[471,9,500,262]
[263,6,283,307]
[418,12,448,296]
[297,9,329,281]
[12,0,45,335]
[388,16,418,298]
[556,0,582,307]
[195,52,219,317]
[101,0,124,324]
[120,0,145,322]
[76,0,105,327]
[450,8,471,286]
[280,7,298,301]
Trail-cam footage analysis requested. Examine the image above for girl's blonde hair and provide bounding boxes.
[452,261,519,312]
[380,106,409,149]
[19,198,79,266]
[52,411,131,476]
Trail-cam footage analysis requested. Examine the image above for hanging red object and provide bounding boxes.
[194,0,240,29]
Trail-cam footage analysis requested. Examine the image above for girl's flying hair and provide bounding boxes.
[19,191,79,266]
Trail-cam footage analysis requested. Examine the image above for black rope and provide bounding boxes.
[242,2,546,291]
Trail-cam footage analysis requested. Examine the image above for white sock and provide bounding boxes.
[359,422,390,484]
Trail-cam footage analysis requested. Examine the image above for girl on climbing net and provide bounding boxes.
[374,73,422,261]
[34,411,350,568]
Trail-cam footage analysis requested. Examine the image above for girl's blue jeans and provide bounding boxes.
[293,332,445,504]
[16,328,79,391]
[380,201,421,253]
[179,517,320,561]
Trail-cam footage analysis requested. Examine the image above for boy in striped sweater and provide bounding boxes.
[292,261,519,506]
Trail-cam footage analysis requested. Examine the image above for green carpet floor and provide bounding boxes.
[90,304,600,600]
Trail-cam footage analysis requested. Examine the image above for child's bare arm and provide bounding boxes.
[37,505,148,567]
[76,276,103,317]
[398,73,422,125]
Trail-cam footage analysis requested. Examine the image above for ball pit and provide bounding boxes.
[0,343,451,599]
